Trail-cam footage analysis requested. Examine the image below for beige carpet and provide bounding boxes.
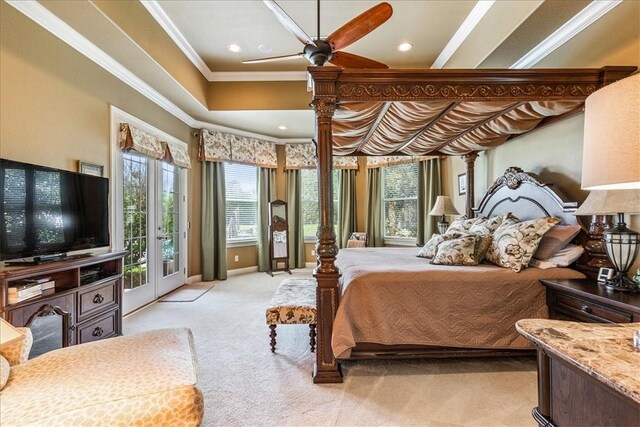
[124,269,538,427]
[160,282,215,302]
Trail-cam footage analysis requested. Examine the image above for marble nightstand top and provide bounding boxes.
[516,319,640,404]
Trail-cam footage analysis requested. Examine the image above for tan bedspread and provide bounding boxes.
[333,247,585,358]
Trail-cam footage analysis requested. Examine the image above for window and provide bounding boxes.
[383,162,418,239]
[300,169,339,239]
[225,163,258,241]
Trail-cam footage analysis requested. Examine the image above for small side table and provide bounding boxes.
[540,278,640,323]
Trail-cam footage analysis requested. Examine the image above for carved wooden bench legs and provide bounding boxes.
[268,324,316,353]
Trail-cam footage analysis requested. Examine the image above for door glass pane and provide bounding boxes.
[123,153,148,290]
[161,163,180,278]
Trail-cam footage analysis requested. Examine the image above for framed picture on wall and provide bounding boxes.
[458,173,467,195]
[79,161,103,177]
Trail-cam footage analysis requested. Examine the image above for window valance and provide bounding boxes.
[198,129,277,168]
[120,123,192,169]
[285,143,358,170]
[366,155,437,169]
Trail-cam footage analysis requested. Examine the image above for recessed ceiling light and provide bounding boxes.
[258,44,273,53]
[227,44,241,53]
[397,42,413,52]
[278,125,288,130]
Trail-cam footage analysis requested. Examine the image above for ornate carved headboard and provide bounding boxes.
[474,167,579,225]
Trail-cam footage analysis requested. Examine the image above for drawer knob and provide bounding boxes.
[92,326,104,337]
[581,305,592,314]
[93,294,105,304]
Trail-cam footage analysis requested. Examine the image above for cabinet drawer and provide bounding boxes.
[77,310,117,344]
[78,281,117,320]
[553,292,633,323]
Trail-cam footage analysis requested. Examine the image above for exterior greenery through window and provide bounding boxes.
[383,163,418,239]
[301,169,339,239]
[122,153,148,291]
[225,163,258,241]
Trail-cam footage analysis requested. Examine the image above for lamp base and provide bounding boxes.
[604,273,640,293]
[437,221,449,235]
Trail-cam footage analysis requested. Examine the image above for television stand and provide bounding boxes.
[5,252,94,266]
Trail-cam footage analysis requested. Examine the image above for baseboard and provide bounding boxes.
[186,274,202,284]
[228,266,259,277]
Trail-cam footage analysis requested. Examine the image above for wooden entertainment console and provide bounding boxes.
[0,251,126,352]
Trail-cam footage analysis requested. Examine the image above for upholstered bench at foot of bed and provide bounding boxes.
[0,328,204,427]
[266,278,317,353]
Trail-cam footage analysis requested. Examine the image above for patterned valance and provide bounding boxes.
[366,155,437,169]
[199,129,277,168]
[285,143,358,170]
[120,123,165,159]
[163,142,192,169]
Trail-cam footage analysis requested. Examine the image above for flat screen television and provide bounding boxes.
[0,158,110,261]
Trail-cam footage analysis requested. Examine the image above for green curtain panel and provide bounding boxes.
[285,170,305,268]
[338,169,357,248]
[366,168,384,247]
[257,167,276,272]
[417,158,442,246]
[201,162,227,281]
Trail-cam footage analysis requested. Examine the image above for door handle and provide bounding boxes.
[157,235,168,240]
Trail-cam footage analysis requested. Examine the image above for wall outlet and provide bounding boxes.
[234,255,239,262]
[311,250,315,256]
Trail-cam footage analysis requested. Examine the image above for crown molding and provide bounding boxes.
[511,0,622,69]
[431,0,496,69]
[6,0,195,126]
[209,71,308,82]
[139,0,213,80]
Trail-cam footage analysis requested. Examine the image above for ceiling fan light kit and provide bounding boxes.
[243,0,393,69]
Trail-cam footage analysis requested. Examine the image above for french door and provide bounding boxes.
[118,152,187,315]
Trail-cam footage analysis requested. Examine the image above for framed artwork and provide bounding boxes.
[458,173,467,195]
[79,161,103,177]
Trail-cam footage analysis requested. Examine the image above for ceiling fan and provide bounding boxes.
[243,0,393,69]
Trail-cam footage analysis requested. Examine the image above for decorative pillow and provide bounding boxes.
[417,231,473,258]
[533,224,582,260]
[474,234,493,262]
[0,355,9,390]
[485,217,560,272]
[432,235,480,266]
[0,327,32,366]
[469,213,520,235]
[529,244,585,269]
[446,216,485,233]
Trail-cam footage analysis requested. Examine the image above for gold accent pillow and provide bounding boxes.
[432,235,480,266]
[0,327,32,366]
[0,355,9,390]
[486,217,561,272]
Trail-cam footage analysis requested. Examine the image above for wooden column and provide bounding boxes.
[310,67,343,383]
[532,349,552,427]
[462,152,478,217]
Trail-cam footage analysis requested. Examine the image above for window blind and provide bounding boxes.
[225,163,258,241]
[383,163,418,238]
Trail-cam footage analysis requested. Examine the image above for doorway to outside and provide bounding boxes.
[111,108,188,315]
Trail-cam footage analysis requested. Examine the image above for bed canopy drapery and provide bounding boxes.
[307,65,637,384]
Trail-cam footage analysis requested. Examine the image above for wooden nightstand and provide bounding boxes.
[540,279,640,323]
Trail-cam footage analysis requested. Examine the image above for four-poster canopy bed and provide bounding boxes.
[306,65,636,383]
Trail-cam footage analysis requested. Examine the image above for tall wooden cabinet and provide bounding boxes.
[0,251,126,355]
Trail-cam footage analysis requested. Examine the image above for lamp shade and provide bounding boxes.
[0,317,23,346]
[429,196,460,216]
[574,190,640,215]
[582,73,639,190]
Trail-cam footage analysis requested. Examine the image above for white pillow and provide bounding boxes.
[529,244,584,269]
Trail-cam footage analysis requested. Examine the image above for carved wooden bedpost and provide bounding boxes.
[309,67,343,383]
[462,152,478,217]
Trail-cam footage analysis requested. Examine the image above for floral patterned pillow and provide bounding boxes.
[469,213,519,235]
[485,217,561,272]
[418,231,473,258]
[474,234,493,262]
[446,216,486,233]
[431,235,480,266]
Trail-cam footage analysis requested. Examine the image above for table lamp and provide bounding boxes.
[580,72,640,292]
[429,196,460,234]
[0,317,23,347]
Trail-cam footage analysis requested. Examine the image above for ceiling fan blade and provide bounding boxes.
[242,53,304,64]
[263,0,317,47]
[326,2,392,52]
[329,51,388,69]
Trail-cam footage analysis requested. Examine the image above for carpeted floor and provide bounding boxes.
[124,269,538,427]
